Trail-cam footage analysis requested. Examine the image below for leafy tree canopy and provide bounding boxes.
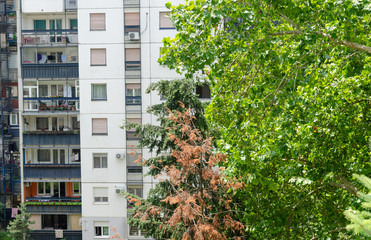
[160,0,371,239]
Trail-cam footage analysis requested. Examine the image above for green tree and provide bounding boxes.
[160,0,371,239]
[344,174,371,238]
[7,203,33,240]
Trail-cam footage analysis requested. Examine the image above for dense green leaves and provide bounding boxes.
[161,0,371,239]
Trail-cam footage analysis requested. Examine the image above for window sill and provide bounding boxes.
[94,202,109,205]
[90,29,106,31]
[91,99,107,101]
[92,133,108,136]
[90,64,107,66]
[159,27,176,30]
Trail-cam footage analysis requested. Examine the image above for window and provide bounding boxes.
[93,187,108,203]
[129,226,147,237]
[36,117,49,130]
[91,49,106,66]
[92,118,107,135]
[72,117,80,130]
[49,19,62,30]
[93,153,108,168]
[127,185,143,198]
[34,20,46,30]
[91,84,107,100]
[126,84,141,105]
[10,86,17,97]
[42,215,67,229]
[124,13,140,26]
[95,222,109,237]
[10,113,18,125]
[196,85,211,99]
[70,19,78,30]
[73,182,81,196]
[39,150,51,162]
[159,12,175,29]
[125,48,140,69]
[90,13,105,30]
[38,182,51,195]
[39,85,48,97]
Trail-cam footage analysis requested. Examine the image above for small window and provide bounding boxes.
[91,49,106,66]
[93,187,108,203]
[72,117,80,130]
[70,19,78,30]
[39,149,51,162]
[10,113,18,125]
[125,48,140,70]
[196,85,211,99]
[91,84,107,100]
[95,222,109,237]
[124,13,140,26]
[129,226,147,237]
[34,20,46,30]
[38,182,51,195]
[126,84,141,105]
[36,117,49,130]
[10,86,18,97]
[93,153,108,168]
[159,12,175,29]
[92,118,107,135]
[90,13,105,31]
[73,182,81,196]
[127,185,143,198]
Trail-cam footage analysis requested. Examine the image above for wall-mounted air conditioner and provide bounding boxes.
[128,32,140,40]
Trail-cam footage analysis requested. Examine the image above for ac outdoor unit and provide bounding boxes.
[128,32,140,40]
[116,153,125,159]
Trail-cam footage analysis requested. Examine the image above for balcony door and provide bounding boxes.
[23,86,38,110]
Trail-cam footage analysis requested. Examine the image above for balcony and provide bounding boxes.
[24,165,81,179]
[22,30,78,46]
[127,173,143,182]
[22,63,79,79]
[65,0,77,11]
[123,0,140,7]
[25,197,81,214]
[23,98,79,113]
[23,132,80,145]
[30,230,82,240]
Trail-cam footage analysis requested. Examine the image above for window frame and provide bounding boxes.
[95,225,109,237]
[90,48,107,66]
[37,182,52,195]
[90,13,106,31]
[10,113,18,125]
[92,118,108,135]
[91,84,107,101]
[73,182,81,196]
[93,153,108,169]
[93,187,109,204]
[159,12,175,30]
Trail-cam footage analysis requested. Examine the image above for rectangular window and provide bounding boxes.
[39,150,51,162]
[92,118,107,135]
[95,221,109,237]
[36,117,49,130]
[91,49,106,66]
[49,19,62,30]
[127,185,143,198]
[91,84,107,100]
[70,19,78,30]
[39,85,48,97]
[90,13,105,31]
[72,117,80,130]
[93,187,108,203]
[124,13,140,26]
[34,20,46,30]
[10,113,18,125]
[38,182,51,195]
[126,84,141,105]
[196,85,211,99]
[42,215,67,229]
[129,226,147,236]
[159,12,175,29]
[73,182,81,196]
[10,86,17,97]
[93,153,108,168]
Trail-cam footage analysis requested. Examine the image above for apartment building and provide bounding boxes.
[17,0,183,239]
[0,0,20,229]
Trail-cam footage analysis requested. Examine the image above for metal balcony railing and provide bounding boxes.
[127,173,143,182]
[23,98,79,112]
[125,61,141,70]
[22,63,79,79]
[24,165,81,179]
[123,0,139,7]
[65,0,77,10]
[126,96,141,105]
[22,29,78,45]
[23,132,80,145]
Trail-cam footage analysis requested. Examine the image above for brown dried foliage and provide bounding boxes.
[128,107,245,240]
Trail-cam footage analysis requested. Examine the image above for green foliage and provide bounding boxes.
[344,174,371,237]
[0,230,11,240]
[7,203,34,240]
[124,79,210,239]
[160,0,371,239]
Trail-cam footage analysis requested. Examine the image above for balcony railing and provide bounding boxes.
[126,96,141,105]
[23,132,80,145]
[126,151,142,166]
[23,98,79,112]
[22,63,79,79]
[24,165,81,179]
[22,30,78,45]
[123,0,140,7]
[125,61,141,70]
[30,230,82,240]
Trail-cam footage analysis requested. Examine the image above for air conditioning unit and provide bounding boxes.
[115,185,125,193]
[128,32,140,40]
[116,153,125,159]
